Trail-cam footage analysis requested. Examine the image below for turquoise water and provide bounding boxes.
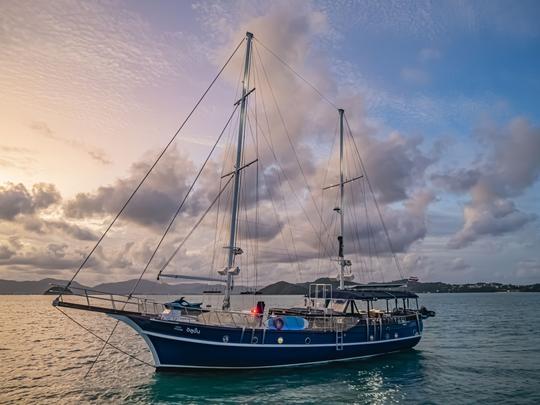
[1,293,540,404]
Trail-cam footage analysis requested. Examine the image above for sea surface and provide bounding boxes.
[1,293,539,404]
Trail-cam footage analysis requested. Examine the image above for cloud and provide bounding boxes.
[0,244,15,260]
[431,169,481,194]
[433,117,540,248]
[64,147,201,227]
[30,121,112,165]
[358,132,435,203]
[448,257,471,271]
[401,252,474,282]
[0,182,61,220]
[0,146,36,172]
[343,189,436,254]
[46,220,99,241]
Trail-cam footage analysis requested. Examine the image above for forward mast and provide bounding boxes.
[219,32,254,310]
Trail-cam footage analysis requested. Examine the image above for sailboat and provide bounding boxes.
[53,32,434,370]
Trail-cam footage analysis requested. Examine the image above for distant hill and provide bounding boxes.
[1,277,539,295]
[93,279,229,295]
[258,277,357,295]
[259,278,540,294]
[0,278,243,295]
[0,278,88,295]
[258,281,306,295]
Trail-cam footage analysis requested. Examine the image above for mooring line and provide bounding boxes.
[55,307,154,369]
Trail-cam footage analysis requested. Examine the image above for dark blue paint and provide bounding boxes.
[125,315,422,368]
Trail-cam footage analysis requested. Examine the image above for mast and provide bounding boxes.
[222,32,253,310]
[338,108,345,290]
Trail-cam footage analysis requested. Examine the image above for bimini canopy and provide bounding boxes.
[312,289,418,301]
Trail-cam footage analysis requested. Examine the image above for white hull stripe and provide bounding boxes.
[141,329,420,348]
[156,350,402,370]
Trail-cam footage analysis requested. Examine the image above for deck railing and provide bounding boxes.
[53,285,167,316]
[53,285,418,331]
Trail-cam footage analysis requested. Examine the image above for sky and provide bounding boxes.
[1,0,539,287]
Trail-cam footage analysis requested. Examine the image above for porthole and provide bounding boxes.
[277,337,284,344]
[394,332,399,338]
[252,336,258,344]
[305,337,311,344]
[369,335,374,341]
[222,335,229,343]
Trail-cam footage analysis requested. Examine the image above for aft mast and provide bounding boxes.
[337,108,353,289]
[220,32,254,310]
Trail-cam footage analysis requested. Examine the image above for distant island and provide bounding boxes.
[0,277,539,295]
[257,278,540,294]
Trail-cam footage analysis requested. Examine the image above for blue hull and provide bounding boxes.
[114,314,422,369]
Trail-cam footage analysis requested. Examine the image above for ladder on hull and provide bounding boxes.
[336,322,344,351]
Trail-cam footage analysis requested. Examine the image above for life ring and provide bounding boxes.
[274,317,284,330]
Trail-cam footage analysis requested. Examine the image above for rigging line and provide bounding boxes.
[61,37,245,293]
[254,76,260,291]
[253,62,260,292]
[245,111,302,277]
[349,142,384,283]
[317,119,339,276]
[158,175,234,275]
[252,51,336,260]
[255,45,336,251]
[346,148,368,281]
[85,320,119,377]
[347,127,377,282]
[210,175,224,278]
[254,37,338,110]
[344,115,404,279]
[209,41,246,279]
[249,58,307,274]
[345,125,382,283]
[247,111,310,280]
[245,133,298,269]
[253,114,336,261]
[153,105,239,280]
[55,307,154,368]
[211,112,240,278]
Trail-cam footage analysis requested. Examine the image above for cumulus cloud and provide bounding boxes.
[433,117,540,248]
[0,244,15,260]
[64,147,201,227]
[0,182,61,220]
[0,1,444,283]
[343,189,436,254]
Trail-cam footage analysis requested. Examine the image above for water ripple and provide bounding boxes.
[1,294,540,404]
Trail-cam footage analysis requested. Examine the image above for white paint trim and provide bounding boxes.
[156,350,404,370]
[142,329,420,348]
[111,315,161,367]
